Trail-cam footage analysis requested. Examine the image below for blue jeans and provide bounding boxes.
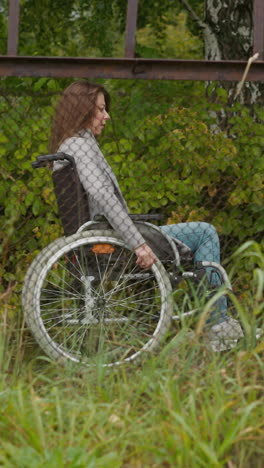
[160,222,228,323]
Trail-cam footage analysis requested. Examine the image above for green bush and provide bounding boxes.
[0,87,62,293]
[0,84,263,299]
[103,105,263,255]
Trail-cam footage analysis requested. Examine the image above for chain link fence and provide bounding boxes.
[1,80,263,366]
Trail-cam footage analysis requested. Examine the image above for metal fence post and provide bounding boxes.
[253,0,264,60]
[124,0,138,58]
[7,0,20,55]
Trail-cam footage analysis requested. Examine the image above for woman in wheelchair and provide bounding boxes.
[49,80,244,352]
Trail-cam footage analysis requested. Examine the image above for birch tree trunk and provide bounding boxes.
[180,0,264,106]
[204,0,252,61]
[204,0,263,105]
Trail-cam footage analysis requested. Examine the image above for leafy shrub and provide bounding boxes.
[0,83,263,299]
[103,105,263,256]
[0,87,62,293]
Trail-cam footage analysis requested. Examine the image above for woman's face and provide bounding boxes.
[89,92,110,136]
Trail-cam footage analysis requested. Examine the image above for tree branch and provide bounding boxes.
[178,0,206,30]
[179,0,221,60]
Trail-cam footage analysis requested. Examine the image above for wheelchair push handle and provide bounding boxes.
[32,152,75,168]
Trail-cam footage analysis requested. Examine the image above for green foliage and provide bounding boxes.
[136,11,203,59]
[0,0,8,54]
[0,86,63,292]
[194,96,264,243]
[103,104,263,254]
[226,105,264,231]
[228,241,264,313]
[1,0,204,58]
[0,78,263,297]
[104,78,204,138]
[0,0,125,57]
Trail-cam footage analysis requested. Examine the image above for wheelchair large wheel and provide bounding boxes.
[22,230,173,368]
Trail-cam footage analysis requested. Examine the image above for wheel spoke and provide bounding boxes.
[24,233,172,367]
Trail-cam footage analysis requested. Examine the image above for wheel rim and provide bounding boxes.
[32,236,171,367]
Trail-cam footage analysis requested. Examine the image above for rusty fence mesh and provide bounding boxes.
[1,83,262,366]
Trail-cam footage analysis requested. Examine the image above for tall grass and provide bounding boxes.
[0,243,263,467]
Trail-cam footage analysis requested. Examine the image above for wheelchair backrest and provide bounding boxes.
[52,163,91,236]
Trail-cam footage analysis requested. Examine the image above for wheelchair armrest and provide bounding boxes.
[93,214,166,223]
[129,214,166,222]
[32,152,75,168]
[93,215,108,222]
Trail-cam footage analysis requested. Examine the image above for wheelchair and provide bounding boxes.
[22,153,232,368]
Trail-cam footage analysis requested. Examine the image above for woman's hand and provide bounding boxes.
[135,243,157,269]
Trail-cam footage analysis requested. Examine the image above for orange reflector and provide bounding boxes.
[92,244,115,254]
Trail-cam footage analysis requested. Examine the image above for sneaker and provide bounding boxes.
[207,318,244,352]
